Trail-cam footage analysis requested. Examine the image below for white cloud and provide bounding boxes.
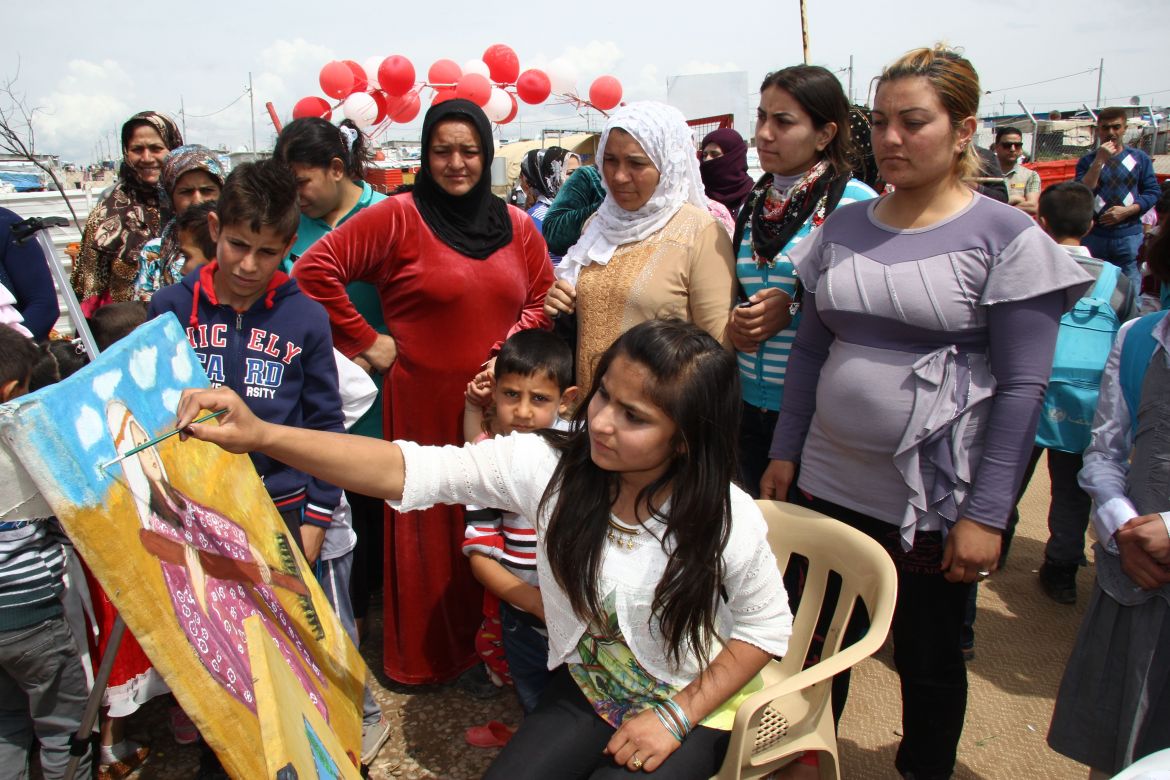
[76,405,103,450]
[171,341,193,383]
[528,41,624,86]
[260,38,336,77]
[31,59,134,162]
[677,60,742,77]
[129,346,157,389]
[162,388,182,412]
[92,370,122,401]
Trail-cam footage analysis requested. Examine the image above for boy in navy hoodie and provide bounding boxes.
[148,160,344,562]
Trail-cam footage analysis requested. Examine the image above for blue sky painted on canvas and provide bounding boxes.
[0,314,207,509]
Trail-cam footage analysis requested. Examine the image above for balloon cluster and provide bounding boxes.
[292,45,624,135]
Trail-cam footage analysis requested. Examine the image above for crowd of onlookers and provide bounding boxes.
[0,40,1168,780]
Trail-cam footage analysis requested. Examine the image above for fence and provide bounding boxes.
[978,120,1163,163]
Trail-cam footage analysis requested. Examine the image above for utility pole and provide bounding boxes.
[1095,58,1104,108]
[179,95,187,139]
[800,0,811,64]
[248,72,257,154]
[848,55,854,104]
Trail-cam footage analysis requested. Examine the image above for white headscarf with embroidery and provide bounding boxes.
[556,102,707,284]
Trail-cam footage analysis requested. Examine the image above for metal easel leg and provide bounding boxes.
[62,615,124,780]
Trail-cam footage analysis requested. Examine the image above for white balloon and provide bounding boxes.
[462,59,491,79]
[483,87,513,123]
[342,92,378,129]
[362,56,383,87]
[546,59,578,96]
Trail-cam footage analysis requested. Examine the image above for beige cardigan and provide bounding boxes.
[574,203,736,392]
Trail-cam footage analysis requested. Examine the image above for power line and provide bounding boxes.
[1030,87,1170,107]
[983,68,1098,95]
[181,89,249,119]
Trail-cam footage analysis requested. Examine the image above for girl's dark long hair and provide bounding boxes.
[538,319,741,668]
[273,117,370,180]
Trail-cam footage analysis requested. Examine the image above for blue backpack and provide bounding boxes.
[1118,309,1168,436]
[1035,262,1122,453]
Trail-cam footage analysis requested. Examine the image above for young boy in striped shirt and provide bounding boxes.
[462,329,577,716]
[0,325,92,779]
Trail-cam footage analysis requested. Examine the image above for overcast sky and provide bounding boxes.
[5,0,1166,164]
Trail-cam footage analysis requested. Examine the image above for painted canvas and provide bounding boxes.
[0,315,364,778]
[246,617,361,780]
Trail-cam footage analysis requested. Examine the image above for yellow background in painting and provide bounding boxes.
[59,428,364,779]
[247,616,362,779]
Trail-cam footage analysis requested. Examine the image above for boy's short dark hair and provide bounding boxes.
[217,160,299,241]
[0,324,41,389]
[1039,182,1095,240]
[995,126,1023,143]
[1097,106,1128,126]
[88,302,148,352]
[495,329,573,392]
[176,200,218,260]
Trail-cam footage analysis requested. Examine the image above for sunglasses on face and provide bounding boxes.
[999,142,1023,149]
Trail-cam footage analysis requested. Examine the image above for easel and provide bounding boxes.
[11,216,118,780]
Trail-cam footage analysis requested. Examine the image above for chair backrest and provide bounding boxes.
[756,500,898,683]
[715,502,898,779]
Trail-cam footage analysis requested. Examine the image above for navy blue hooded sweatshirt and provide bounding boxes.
[148,261,343,527]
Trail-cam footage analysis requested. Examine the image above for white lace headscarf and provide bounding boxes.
[557,102,708,284]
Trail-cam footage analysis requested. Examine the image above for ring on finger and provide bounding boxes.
[631,753,644,770]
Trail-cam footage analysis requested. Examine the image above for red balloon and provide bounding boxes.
[378,55,416,97]
[319,61,354,99]
[343,61,368,94]
[589,75,622,111]
[389,91,421,123]
[370,90,389,124]
[516,69,551,104]
[500,93,519,125]
[292,96,332,121]
[482,44,520,84]
[428,59,461,86]
[455,73,492,107]
[431,86,457,105]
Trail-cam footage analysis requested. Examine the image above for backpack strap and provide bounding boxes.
[1120,310,1169,433]
[1086,261,1121,305]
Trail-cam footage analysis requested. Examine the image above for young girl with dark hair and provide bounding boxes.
[177,318,792,779]
[274,117,381,256]
[730,65,876,495]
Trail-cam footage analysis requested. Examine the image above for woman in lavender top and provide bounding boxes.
[760,46,1091,779]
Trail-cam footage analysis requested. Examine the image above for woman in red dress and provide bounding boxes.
[293,99,553,684]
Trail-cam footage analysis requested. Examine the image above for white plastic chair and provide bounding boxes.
[712,501,898,780]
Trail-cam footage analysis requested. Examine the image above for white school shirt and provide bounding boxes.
[1078,315,1170,551]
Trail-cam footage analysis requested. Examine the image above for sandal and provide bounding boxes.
[97,743,150,780]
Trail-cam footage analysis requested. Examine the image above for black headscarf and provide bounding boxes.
[520,146,569,202]
[699,128,755,216]
[412,99,512,260]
